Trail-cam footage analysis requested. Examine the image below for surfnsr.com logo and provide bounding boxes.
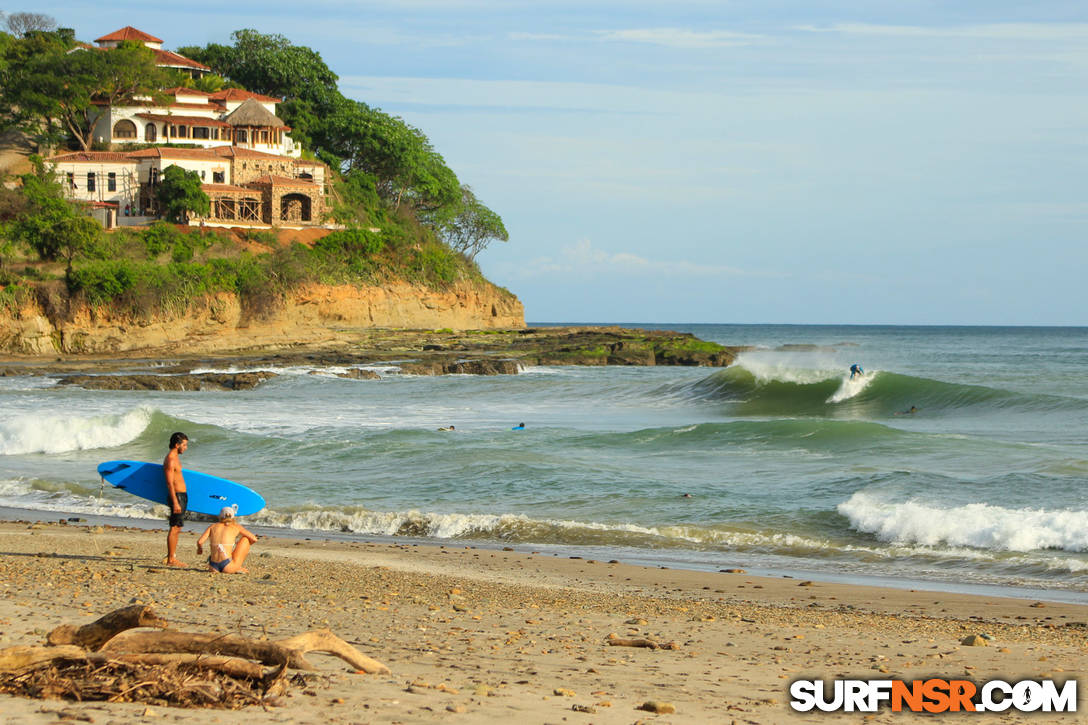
[790,678,1077,713]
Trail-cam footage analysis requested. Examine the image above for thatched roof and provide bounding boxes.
[225,98,287,129]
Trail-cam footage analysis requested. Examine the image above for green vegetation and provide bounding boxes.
[0,19,512,321]
[177,29,509,257]
[156,166,210,224]
[0,30,172,151]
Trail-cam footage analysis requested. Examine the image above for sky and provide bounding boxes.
[12,1,1088,324]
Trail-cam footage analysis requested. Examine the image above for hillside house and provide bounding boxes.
[48,28,330,229]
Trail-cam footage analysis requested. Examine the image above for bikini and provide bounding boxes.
[208,543,231,572]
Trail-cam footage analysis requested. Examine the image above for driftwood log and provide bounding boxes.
[277,629,390,675]
[606,633,679,650]
[100,632,305,669]
[0,605,388,708]
[0,645,87,672]
[47,604,168,650]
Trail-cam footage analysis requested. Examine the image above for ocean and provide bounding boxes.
[2,324,1086,600]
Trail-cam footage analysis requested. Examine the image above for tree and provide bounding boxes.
[438,186,509,261]
[11,157,102,279]
[1,36,167,150]
[327,101,460,213]
[156,165,209,223]
[178,29,341,148]
[5,12,56,36]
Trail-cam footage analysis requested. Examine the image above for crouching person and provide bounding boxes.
[196,506,258,573]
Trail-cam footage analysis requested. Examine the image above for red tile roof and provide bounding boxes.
[135,113,232,127]
[202,183,252,193]
[251,175,319,187]
[212,146,289,161]
[210,88,282,104]
[46,152,135,163]
[94,27,163,44]
[153,49,212,72]
[164,87,214,97]
[125,148,225,161]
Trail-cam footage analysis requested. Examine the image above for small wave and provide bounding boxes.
[839,492,1088,553]
[0,477,160,519]
[0,408,154,455]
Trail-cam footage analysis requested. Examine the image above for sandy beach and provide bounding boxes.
[0,519,1084,723]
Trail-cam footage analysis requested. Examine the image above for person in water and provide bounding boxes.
[512,422,525,430]
[163,432,189,567]
[438,425,455,431]
[895,406,918,416]
[849,363,863,379]
[196,506,258,574]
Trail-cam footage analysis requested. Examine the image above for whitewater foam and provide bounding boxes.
[731,351,844,385]
[0,407,154,455]
[839,492,1088,553]
[827,371,876,403]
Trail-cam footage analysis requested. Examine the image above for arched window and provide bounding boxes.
[280,193,312,222]
[145,123,157,142]
[113,120,138,139]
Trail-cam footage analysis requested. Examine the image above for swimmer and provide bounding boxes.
[438,425,455,431]
[894,406,918,416]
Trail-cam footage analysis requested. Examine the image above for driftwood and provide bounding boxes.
[276,629,390,674]
[94,653,266,679]
[0,645,88,673]
[0,605,388,709]
[100,632,308,669]
[47,604,168,650]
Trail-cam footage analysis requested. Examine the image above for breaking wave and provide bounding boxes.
[0,408,155,456]
[839,492,1088,553]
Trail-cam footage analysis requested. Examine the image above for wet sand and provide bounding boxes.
[0,520,1085,723]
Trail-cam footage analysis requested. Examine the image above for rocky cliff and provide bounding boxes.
[0,281,525,356]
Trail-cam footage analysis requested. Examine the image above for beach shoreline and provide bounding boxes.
[3,505,1087,608]
[1,520,1085,723]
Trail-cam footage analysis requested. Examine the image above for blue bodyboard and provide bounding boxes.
[97,460,265,516]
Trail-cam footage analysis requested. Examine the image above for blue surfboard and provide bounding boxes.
[97,460,265,516]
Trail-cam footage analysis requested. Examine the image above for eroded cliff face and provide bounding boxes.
[0,281,524,356]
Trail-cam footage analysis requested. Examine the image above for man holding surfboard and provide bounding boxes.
[164,432,189,566]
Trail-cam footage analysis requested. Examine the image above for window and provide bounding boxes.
[201,170,206,180]
[192,127,210,140]
[235,130,248,143]
[87,172,96,192]
[112,120,137,139]
[212,171,225,184]
[107,172,116,192]
[66,172,75,189]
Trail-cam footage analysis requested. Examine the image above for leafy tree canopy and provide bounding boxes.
[436,186,509,262]
[11,157,102,277]
[0,35,169,150]
[156,165,210,223]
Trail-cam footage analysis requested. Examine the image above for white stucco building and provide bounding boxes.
[48,27,329,228]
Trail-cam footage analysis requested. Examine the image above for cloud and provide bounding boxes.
[795,23,1088,41]
[503,239,771,281]
[594,27,765,48]
[508,27,764,48]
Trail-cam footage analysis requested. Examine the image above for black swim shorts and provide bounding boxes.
[168,492,188,528]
